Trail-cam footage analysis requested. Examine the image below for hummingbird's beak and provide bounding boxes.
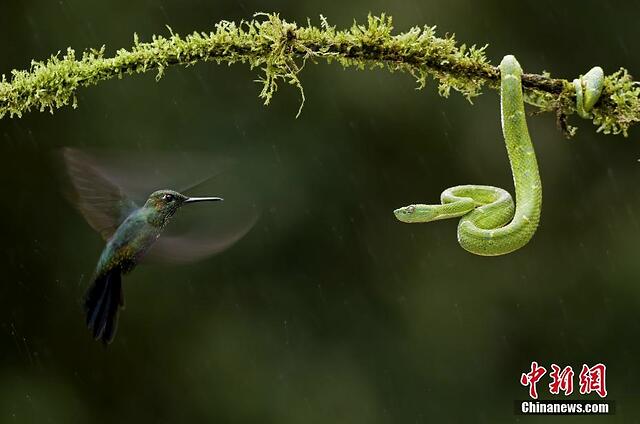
[183,196,224,204]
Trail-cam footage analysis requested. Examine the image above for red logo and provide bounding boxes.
[520,362,607,399]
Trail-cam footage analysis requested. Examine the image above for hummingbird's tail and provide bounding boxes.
[84,267,124,344]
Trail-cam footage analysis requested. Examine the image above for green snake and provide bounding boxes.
[394,55,604,256]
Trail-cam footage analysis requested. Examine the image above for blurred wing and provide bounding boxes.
[145,213,258,264]
[62,148,138,239]
[84,150,234,202]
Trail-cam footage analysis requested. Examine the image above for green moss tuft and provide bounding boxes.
[590,68,640,136]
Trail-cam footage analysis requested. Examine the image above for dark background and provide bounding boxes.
[1,0,639,422]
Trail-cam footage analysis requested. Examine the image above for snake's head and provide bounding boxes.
[394,204,440,223]
[394,205,417,222]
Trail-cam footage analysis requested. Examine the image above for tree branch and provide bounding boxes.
[1,13,638,136]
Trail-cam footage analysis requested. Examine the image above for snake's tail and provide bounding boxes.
[574,66,604,119]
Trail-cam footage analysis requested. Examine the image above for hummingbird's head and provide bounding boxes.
[145,190,189,217]
[144,190,224,223]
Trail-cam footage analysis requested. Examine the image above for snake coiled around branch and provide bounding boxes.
[394,55,604,256]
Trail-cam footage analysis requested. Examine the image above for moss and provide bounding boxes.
[590,68,640,136]
[1,13,639,137]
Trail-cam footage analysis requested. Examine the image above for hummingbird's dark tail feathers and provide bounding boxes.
[84,267,124,345]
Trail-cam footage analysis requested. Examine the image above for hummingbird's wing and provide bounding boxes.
[61,148,139,239]
[60,147,257,258]
[145,211,258,264]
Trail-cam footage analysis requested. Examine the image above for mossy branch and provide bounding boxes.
[1,13,639,136]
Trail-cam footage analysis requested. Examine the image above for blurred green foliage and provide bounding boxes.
[1,1,639,423]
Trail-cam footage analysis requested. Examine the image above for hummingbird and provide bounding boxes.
[61,148,255,344]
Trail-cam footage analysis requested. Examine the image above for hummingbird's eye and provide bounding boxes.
[162,194,175,202]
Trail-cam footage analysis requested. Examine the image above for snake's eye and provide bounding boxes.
[162,193,175,202]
